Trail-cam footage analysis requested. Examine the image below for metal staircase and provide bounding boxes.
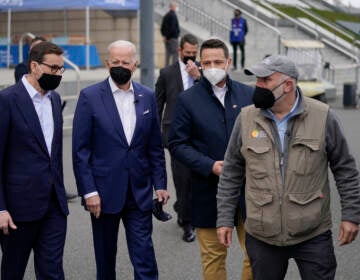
[154,0,360,96]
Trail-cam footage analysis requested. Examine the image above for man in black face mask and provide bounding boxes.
[0,42,69,279]
[155,33,201,243]
[73,40,169,280]
[217,55,360,280]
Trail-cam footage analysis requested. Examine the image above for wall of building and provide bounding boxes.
[0,9,166,68]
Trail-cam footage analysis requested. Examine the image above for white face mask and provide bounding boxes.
[203,62,228,86]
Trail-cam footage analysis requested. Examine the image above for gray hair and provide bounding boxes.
[107,40,137,62]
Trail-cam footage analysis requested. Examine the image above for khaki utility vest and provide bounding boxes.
[241,98,331,246]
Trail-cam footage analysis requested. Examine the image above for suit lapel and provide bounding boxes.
[174,62,184,92]
[50,94,61,159]
[131,82,145,146]
[100,80,128,145]
[14,83,49,157]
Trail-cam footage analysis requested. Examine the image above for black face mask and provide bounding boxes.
[110,66,132,85]
[38,73,62,91]
[183,56,196,64]
[252,80,287,109]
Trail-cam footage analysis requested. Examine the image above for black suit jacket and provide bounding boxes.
[14,60,29,83]
[155,61,184,146]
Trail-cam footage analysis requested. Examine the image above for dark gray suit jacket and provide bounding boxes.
[155,61,184,146]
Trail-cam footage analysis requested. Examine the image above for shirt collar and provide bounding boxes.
[211,83,228,94]
[108,76,134,95]
[179,58,186,70]
[266,90,300,121]
[22,75,51,99]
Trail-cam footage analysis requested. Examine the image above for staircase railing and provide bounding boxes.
[155,0,282,54]
[222,0,282,54]
[155,0,229,38]
[296,5,359,47]
[261,1,359,63]
[261,1,319,39]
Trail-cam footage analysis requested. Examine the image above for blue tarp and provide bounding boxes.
[0,0,139,11]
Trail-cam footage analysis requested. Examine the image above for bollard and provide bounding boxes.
[343,83,357,108]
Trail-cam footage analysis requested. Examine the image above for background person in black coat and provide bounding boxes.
[160,1,180,67]
[155,33,201,242]
[168,38,253,280]
[14,36,46,83]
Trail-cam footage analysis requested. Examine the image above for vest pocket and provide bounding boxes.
[245,146,270,179]
[246,190,280,237]
[286,190,323,236]
[291,139,321,175]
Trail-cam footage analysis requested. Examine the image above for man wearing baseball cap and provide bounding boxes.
[216,54,360,279]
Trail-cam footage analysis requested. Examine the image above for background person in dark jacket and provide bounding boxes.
[230,9,248,70]
[161,2,180,67]
[155,33,201,243]
[14,36,46,83]
[168,38,253,280]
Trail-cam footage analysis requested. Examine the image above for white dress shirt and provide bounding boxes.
[212,84,228,107]
[109,77,137,145]
[22,75,54,155]
[179,59,194,90]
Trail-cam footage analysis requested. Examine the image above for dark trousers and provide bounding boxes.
[0,193,67,280]
[163,124,192,225]
[91,190,158,280]
[170,156,192,224]
[232,42,245,69]
[165,38,178,67]
[245,230,337,280]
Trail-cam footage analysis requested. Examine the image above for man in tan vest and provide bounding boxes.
[216,55,360,280]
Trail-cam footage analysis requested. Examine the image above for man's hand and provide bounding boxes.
[338,221,359,246]
[212,161,224,176]
[217,226,233,247]
[0,211,17,235]
[186,60,201,80]
[155,189,170,205]
[85,195,101,219]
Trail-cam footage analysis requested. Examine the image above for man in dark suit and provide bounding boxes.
[155,33,201,242]
[168,39,253,280]
[0,42,69,279]
[14,36,76,201]
[72,40,169,280]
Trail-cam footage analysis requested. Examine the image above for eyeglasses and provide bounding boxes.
[40,62,65,74]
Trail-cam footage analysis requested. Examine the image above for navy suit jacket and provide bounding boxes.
[0,82,69,222]
[168,77,253,227]
[72,79,167,213]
